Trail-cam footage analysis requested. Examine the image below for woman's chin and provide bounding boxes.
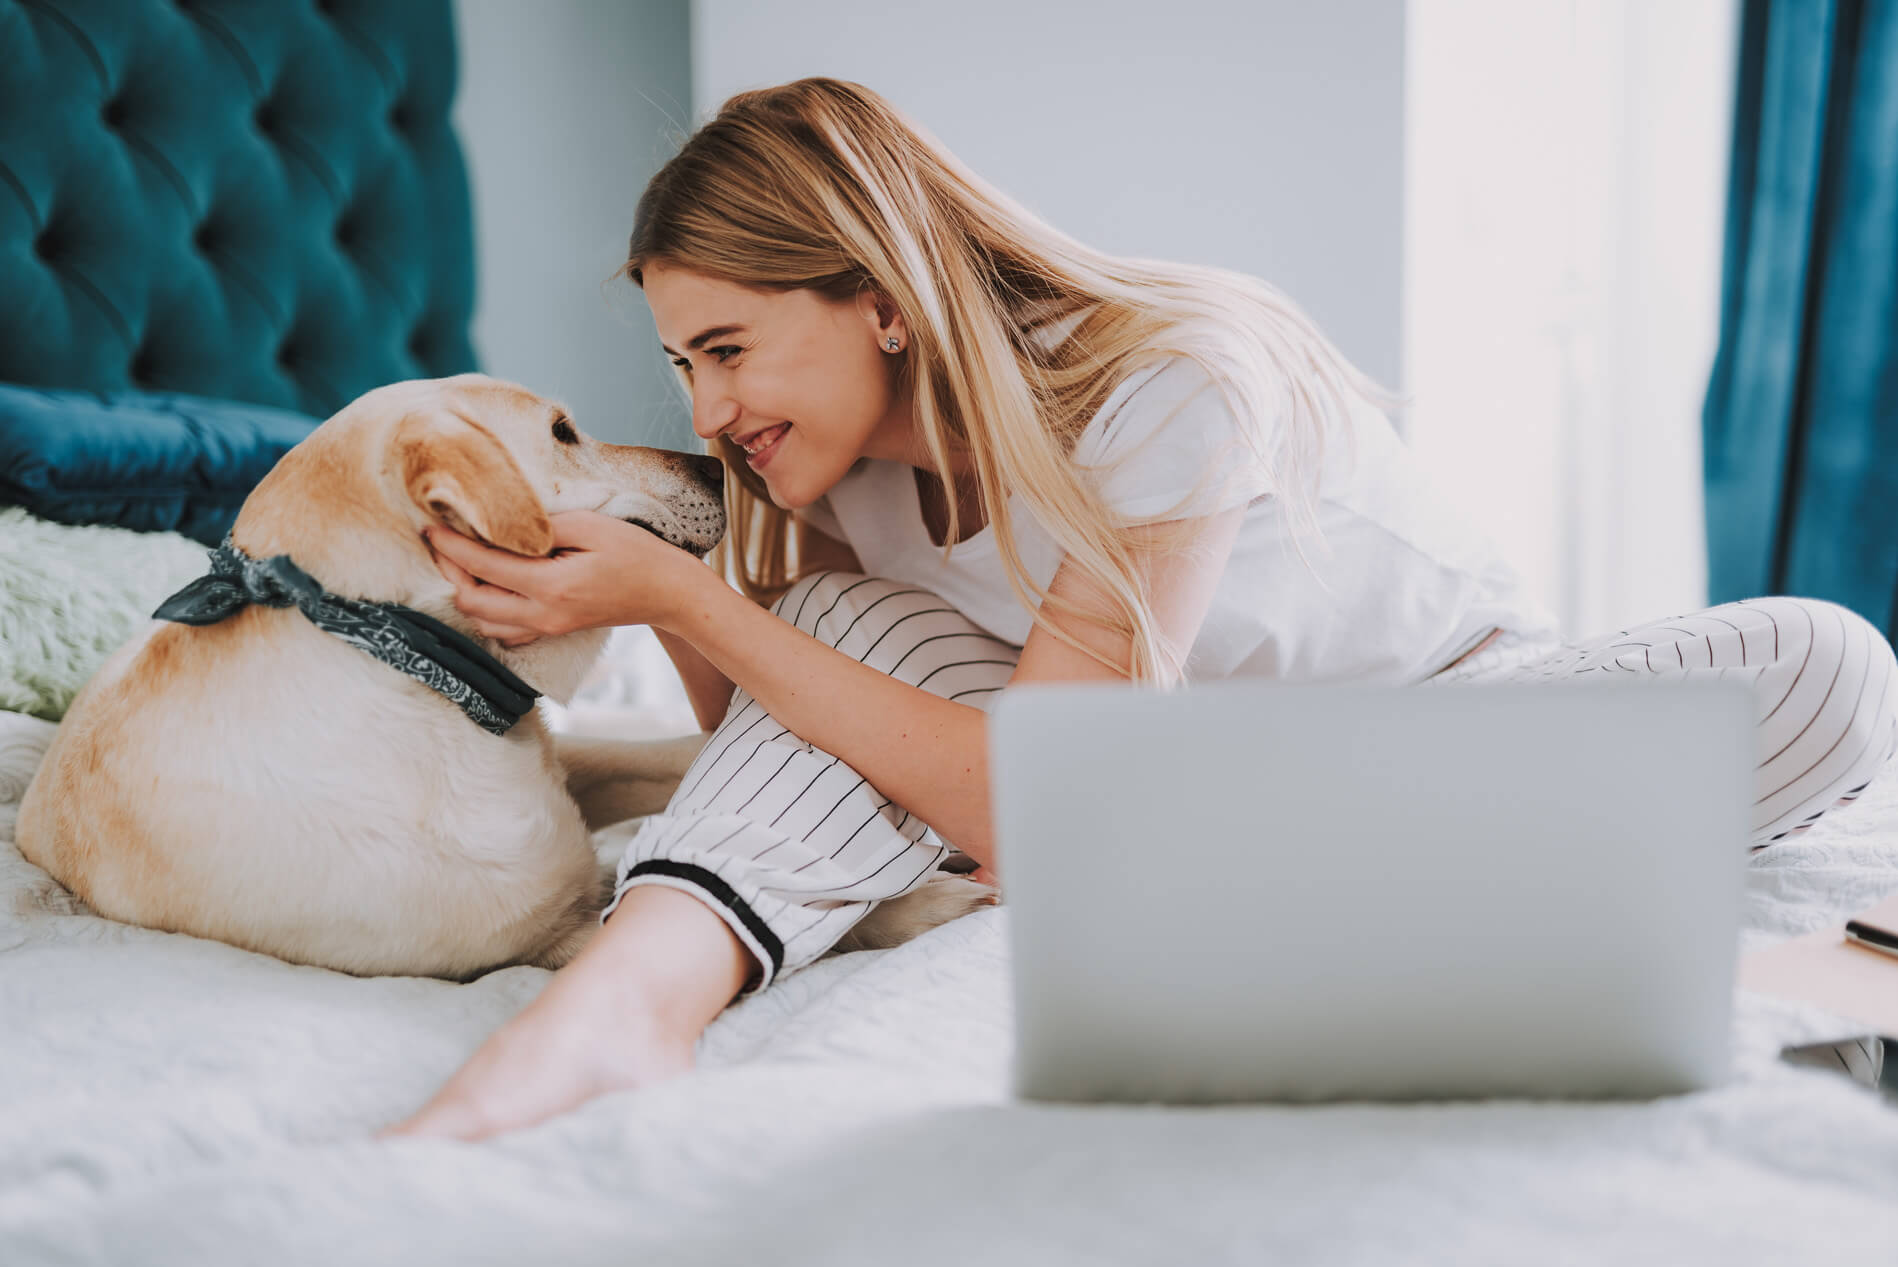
[762,457,844,513]
[764,468,818,512]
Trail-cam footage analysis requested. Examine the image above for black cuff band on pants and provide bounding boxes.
[622,859,786,982]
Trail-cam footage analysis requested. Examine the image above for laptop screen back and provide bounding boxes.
[990,680,1752,1103]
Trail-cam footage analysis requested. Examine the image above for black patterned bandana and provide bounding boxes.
[153,537,539,737]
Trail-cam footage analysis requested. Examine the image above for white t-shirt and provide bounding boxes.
[793,356,1557,684]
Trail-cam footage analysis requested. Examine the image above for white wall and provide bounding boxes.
[454,0,695,449]
[1405,0,1734,636]
[453,0,1732,644]
[691,0,1405,390]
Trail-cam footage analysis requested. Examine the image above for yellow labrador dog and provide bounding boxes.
[17,374,987,979]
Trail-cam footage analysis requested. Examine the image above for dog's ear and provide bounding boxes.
[390,409,554,556]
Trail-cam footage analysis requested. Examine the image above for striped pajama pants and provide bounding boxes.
[600,573,1021,991]
[1424,596,1898,845]
[604,580,1898,990]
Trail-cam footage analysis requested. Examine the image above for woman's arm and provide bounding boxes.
[656,506,1245,870]
[653,627,737,732]
[656,521,864,733]
[424,505,1241,868]
[392,507,1245,1142]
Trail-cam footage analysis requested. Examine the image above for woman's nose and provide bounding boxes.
[692,388,741,440]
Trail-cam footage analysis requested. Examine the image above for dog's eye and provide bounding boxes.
[551,417,579,445]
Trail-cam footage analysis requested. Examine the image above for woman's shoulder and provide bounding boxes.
[1071,355,1278,519]
[1078,356,1225,454]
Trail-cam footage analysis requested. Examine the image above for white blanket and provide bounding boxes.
[3,707,1896,1266]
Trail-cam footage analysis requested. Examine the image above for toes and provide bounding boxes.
[376,1094,496,1142]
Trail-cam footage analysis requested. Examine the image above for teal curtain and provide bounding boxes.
[1703,0,1898,642]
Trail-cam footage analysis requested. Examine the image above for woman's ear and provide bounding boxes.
[857,287,911,353]
[389,410,555,556]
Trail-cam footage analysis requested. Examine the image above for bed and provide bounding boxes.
[1,708,1897,1263]
[3,2,1896,1263]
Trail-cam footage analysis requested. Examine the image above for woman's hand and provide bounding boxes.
[423,510,705,646]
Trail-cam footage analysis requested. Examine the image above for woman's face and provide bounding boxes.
[642,263,913,510]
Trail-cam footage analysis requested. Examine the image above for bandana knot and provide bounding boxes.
[154,537,539,737]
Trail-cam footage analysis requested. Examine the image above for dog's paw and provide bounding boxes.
[835,872,998,953]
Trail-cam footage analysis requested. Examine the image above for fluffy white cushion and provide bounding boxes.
[0,507,209,720]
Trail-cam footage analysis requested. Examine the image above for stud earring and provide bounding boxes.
[884,337,902,352]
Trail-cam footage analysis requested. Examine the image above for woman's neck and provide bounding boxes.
[860,401,985,546]
[913,464,986,547]
[861,398,977,477]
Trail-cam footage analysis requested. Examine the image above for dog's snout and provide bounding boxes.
[691,453,724,491]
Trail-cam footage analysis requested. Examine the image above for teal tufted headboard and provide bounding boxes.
[0,0,477,417]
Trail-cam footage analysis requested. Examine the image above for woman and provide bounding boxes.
[386,79,1897,1140]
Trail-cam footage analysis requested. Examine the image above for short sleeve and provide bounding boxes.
[1073,358,1275,520]
[791,493,847,542]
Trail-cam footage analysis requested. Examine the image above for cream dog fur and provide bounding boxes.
[17,374,990,980]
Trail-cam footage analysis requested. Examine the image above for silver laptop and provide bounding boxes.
[989,679,1753,1103]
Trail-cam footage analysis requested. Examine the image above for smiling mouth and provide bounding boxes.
[735,423,788,456]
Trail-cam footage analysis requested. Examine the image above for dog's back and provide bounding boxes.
[18,603,603,978]
[15,374,755,979]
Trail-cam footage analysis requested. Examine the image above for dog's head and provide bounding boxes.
[388,374,724,560]
[231,374,725,698]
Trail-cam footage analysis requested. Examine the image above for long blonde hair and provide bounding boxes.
[627,78,1390,682]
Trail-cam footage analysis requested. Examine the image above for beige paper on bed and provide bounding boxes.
[1738,894,1898,1035]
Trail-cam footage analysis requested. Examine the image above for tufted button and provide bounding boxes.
[130,347,158,385]
[275,339,297,370]
[191,221,216,254]
[254,98,277,134]
[31,229,56,262]
[314,0,337,13]
[101,97,130,130]
[406,328,430,362]
[387,103,410,133]
[332,216,353,249]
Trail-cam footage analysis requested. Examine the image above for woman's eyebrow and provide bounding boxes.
[660,324,747,357]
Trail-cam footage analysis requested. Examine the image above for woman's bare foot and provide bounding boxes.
[378,972,691,1141]
[378,886,752,1141]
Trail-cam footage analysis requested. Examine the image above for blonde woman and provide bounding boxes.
[387,79,1897,1140]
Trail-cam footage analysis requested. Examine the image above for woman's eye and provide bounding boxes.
[670,347,740,370]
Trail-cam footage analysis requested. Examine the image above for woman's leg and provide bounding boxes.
[381,884,748,1140]
[1432,597,1898,847]
[600,571,1021,990]
[383,574,1019,1139]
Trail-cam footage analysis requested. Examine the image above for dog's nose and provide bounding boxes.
[692,453,724,491]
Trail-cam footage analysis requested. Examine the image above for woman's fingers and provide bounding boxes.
[425,535,536,623]
[546,508,618,550]
[430,548,483,592]
[425,526,541,590]
[452,579,541,628]
[421,528,548,646]
[457,595,543,646]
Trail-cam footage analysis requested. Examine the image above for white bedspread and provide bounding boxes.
[3,707,1896,1266]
